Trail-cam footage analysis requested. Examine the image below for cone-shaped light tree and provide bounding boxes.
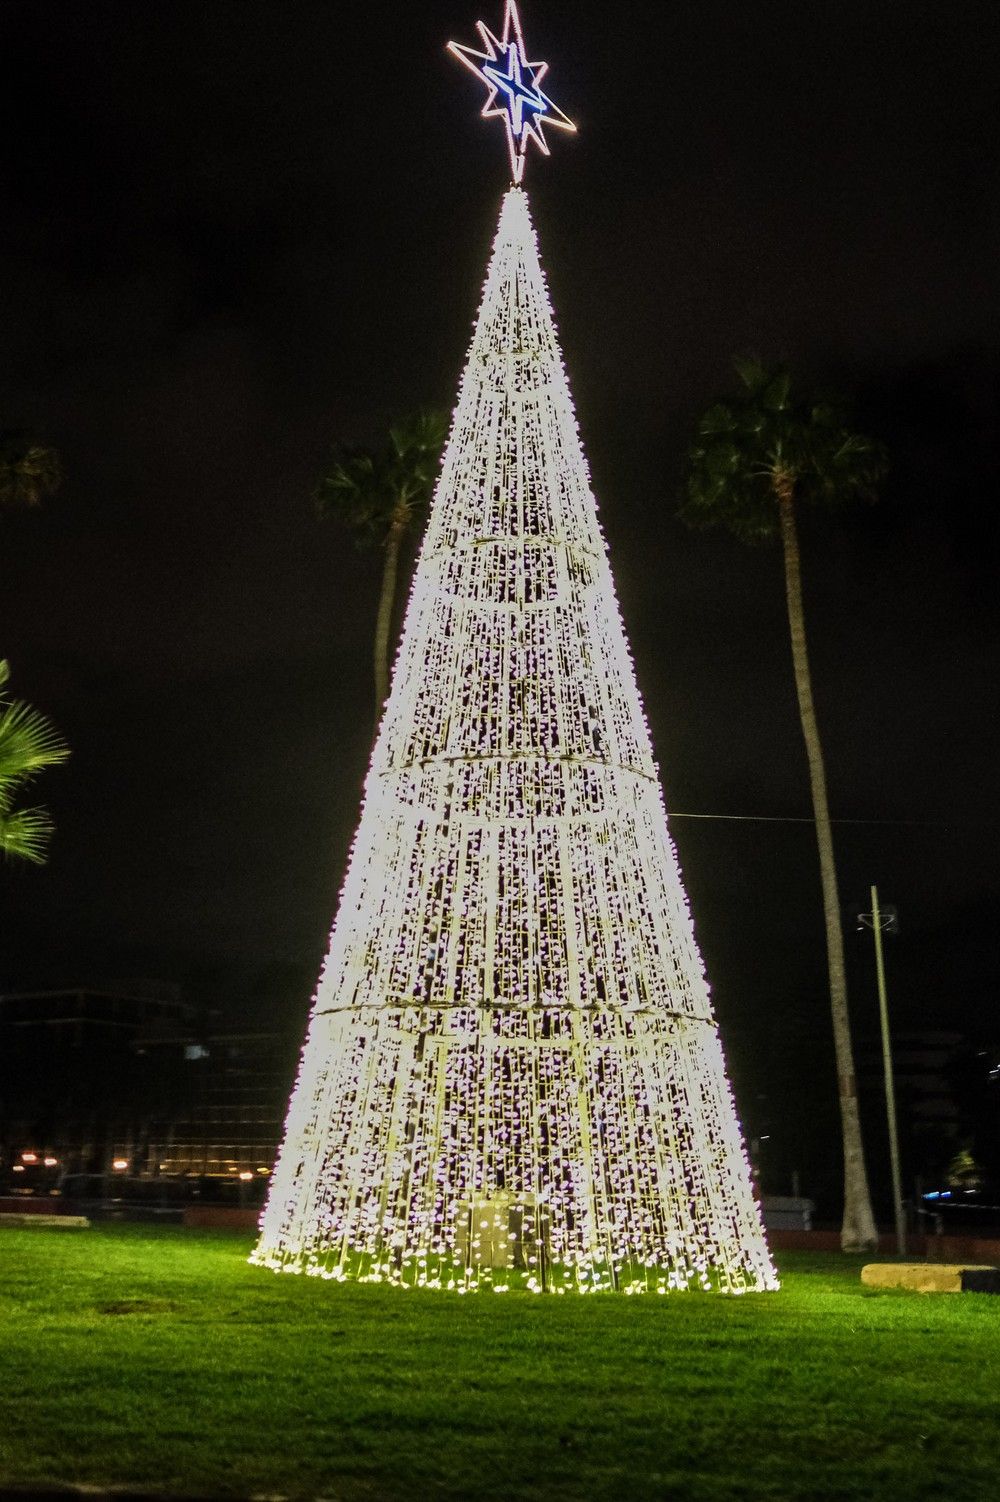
[681,358,886,1253]
[253,4,776,1293]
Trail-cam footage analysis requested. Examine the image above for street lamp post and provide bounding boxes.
[858,886,905,1256]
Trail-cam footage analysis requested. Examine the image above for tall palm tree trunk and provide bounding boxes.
[373,509,406,719]
[777,483,877,1253]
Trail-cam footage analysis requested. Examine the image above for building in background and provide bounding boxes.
[0,983,298,1201]
[138,1027,296,1186]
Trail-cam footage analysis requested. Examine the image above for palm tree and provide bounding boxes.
[0,431,63,509]
[315,409,448,717]
[681,357,886,1253]
[0,660,70,863]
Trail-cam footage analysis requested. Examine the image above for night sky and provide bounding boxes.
[2,1,999,1194]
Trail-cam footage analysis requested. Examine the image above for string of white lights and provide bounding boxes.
[252,188,777,1294]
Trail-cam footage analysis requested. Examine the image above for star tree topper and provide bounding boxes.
[448,0,575,184]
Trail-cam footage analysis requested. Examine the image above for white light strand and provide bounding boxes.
[252,189,777,1295]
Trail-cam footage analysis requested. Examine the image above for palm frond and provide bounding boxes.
[732,354,769,394]
[317,410,447,549]
[0,697,71,784]
[0,666,68,866]
[0,432,63,508]
[698,403,737,437]
[681,358,886,538]
[389,408,448,463]
[760,369,792,412]
[314,448,393,544]
[0,804,54,864]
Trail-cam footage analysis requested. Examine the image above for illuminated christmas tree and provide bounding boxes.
[252,2,776,1294]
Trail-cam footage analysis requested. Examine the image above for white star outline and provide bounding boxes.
[448,0,576,184]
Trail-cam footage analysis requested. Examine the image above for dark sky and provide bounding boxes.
[2,1,999,1184]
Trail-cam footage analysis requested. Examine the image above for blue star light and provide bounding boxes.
[448,0,575,184]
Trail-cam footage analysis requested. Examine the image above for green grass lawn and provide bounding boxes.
[0,1225,997,1500]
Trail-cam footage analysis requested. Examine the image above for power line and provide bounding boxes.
[668,811,990,829]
